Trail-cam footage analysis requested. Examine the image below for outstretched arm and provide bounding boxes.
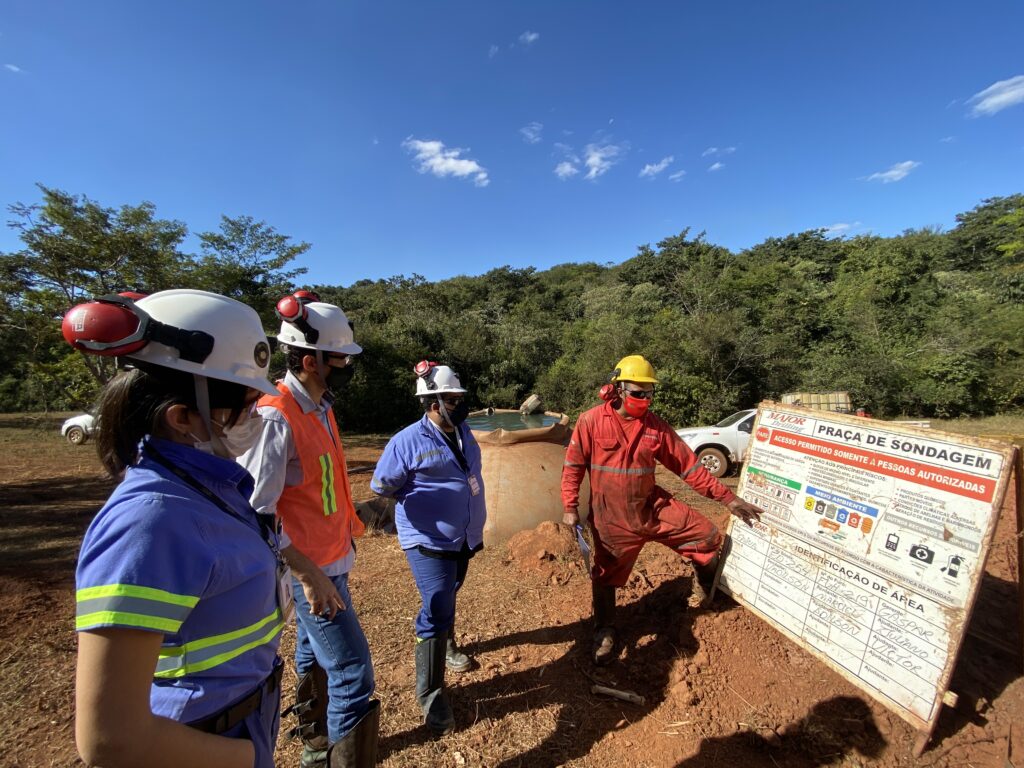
[657,426,764,526]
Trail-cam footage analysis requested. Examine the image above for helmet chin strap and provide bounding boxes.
[193,375,231,458]
[314,349,335,396]
[435,394,458,431]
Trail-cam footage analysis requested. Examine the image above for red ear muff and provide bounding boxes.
[293,289,321,305]
[276,295,319,344]
[599,383,618,402]
[275,295,302,323]
[62,295,214,363]
[63,301,147,357]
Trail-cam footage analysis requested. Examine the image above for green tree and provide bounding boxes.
[193,215,309,326]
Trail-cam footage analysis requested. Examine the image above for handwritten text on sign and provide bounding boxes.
[717,404,1011,731]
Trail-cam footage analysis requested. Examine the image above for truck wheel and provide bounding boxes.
[66,426,87,445]
[697,448,728,478]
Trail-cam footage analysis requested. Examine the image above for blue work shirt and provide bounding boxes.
[76,437,283,724]
[371,415,486,552]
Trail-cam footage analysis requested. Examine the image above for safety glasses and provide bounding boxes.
[622,388,655,400]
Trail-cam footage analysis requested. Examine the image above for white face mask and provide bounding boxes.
[218,413,263,458]
[189,434,217,456]
[189,407,263,459]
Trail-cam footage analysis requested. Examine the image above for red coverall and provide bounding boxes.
[561,402,737,587]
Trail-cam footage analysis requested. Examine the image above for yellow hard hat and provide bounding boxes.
[611,355,658,384]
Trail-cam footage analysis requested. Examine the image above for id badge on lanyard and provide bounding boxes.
[277,564,295,622]
[468,474,481,496]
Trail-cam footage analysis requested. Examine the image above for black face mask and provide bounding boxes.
[443,400,470,427]
[326,363,355,391]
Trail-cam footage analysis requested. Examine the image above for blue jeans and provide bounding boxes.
[405,547,471,639]
[292,573,375,742]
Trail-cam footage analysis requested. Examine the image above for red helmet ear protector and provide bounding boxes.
[414,360,439,389]
[293,289,321,305]
[276,294,320,345]
[62,294,215,363]
[598,383,619,403]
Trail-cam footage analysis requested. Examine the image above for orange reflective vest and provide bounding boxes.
[259,382,364,567]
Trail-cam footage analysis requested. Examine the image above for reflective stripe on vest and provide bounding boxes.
[154,608,284,678]
[76,584,200,634]
[319,453,337,516]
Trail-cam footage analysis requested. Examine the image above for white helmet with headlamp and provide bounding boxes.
[275,294,362,355]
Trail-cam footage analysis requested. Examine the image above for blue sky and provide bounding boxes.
[2,2,1023,286]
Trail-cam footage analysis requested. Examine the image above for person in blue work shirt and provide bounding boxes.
[68,289,284,768]
[371,362,486,736]
[239,293,377,768]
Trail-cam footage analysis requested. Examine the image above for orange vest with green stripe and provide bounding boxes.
[260,382,365,567]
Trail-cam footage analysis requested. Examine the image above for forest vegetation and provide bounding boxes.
[2,185,1022,432]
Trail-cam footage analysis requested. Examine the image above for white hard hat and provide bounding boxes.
[415,365,467,397]
[277,302,362,355]
[126,290,277,395]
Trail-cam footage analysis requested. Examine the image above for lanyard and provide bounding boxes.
[144,443,282,564]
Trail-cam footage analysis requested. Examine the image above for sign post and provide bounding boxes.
[713,403,1015,754]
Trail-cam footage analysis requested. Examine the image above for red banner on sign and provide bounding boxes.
[768,431,995,503]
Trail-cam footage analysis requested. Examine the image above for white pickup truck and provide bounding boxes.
[675,409,756,478]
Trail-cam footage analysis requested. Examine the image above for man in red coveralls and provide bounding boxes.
[561,355,764,665]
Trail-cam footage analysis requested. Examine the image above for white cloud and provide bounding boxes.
[864,160,920,184]
[708,161,725,172]
[702,147,718,157]
[4,64,22,73]
[639,156,674,178]
[583,141,624,180]
[823,221,862,236]
[488,44,499,59]
[519,31,539,46]
[967,75,1024,117]
[668,169,687,182]
[939,135,955,143]
[554,161,579,180]
[702,146,736,157]
[519,122,543,144]
[402,137,490,187]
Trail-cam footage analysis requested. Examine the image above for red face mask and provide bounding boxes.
[622,392,651,418]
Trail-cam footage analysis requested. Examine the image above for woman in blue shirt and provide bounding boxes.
[371,363,486,737]
[68,290,284,768]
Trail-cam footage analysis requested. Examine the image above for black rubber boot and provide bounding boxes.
[326,699,380,768]
[591,584,617,666]
[445,623,473,673]
[415,634,455,735]
[689,553,721,609]
[286,665,329,767]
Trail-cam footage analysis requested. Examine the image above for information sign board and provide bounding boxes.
[716,403,1014,733]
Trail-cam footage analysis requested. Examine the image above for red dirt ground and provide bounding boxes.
[1,418,1021,767]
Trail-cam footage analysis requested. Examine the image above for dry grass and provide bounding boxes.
[930,412,1024,439]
